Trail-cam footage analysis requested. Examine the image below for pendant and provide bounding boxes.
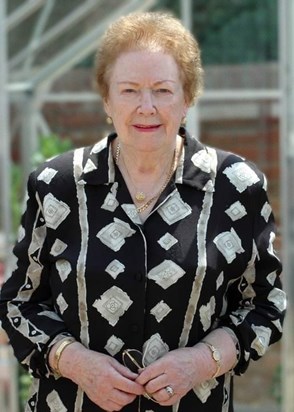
[135,191,146,202]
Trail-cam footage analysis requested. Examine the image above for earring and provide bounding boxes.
[106,116,113,125]
[181,116,187,126]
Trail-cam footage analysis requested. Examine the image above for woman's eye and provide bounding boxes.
[155,88,172,94]
[123,89,137,94]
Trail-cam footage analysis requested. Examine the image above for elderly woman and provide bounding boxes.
[0,11,285,412]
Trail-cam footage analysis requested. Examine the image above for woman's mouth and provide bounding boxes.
[133,124,161,131]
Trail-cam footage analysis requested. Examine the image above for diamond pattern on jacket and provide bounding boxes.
[105,260,125,279]
[37,167,58,184]
[142,333,169,366]
[56,293,68,314]
[105,335,124,356]
[43,193,71,229]
[50,239,68,256]
[199,296,216,332]
[225,201,247,221]
[93,286,133,326]
[46,390,67,412]
[150,300,172,323]
[223,162,260,193]
[193,379,218,403]
[102,183,119,212]
[148,260,185,289]
[213,228,244,264]
[251,324,271,356]
[191,149,212,173]
[261,202,272,222]
[157,233,178,250]
[96,218,136,252]
[157,192,192,225]
[56,260,71,282]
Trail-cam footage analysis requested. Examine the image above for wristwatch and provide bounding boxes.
[201,341,221,379]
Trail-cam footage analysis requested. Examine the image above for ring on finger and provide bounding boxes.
[165,385,175,398]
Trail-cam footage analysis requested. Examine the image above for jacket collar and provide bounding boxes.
[78,128,215,192]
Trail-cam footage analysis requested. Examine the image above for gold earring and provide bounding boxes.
[181,116,186,126]
[106,116,113,125]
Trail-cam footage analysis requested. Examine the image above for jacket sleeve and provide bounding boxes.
[0,170,71,378]
[219,172,286,375]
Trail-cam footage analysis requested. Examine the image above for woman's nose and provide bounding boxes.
[137,90,156,115]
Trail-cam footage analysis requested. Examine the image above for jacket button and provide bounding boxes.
[130,324,139,333]
[135,272,143,282]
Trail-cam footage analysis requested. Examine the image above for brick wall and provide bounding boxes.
[43,101,109,147]
[42,103,281,234]
[201,116,281,225]
[43,105,281,224]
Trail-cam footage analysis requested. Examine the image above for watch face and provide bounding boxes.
[213,350,221,362]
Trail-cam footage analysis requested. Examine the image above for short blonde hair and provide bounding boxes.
[94,11,203,106]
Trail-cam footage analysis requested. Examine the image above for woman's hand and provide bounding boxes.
[136,345,217,406]
[136,329,237,406]
[136,347,204,406]
[57,343,145,411]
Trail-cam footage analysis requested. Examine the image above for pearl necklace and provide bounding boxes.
[115,143,178,213]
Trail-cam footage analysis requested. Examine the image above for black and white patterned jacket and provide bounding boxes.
[0,129,286,411]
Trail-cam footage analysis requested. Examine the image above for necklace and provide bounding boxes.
[136,151,177,213]
[115,143,148,202]
[115,142,178,213]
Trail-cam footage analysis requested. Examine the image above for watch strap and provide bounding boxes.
[201,341,221,379]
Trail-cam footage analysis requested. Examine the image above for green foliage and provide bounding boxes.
[31,134,73,167]
[18,366,33,411]
[154,0,278,65]
[11,134,73,235]
[194,0,278,65]
[271,363,282,404]
[76,0,278,67]
[153,0,180,16]
[11,163,23,234]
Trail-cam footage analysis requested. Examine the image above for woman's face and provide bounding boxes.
[103,50,188,153]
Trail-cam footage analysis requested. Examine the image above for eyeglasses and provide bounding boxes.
[122,349,159,403]
[122,349,144,373]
